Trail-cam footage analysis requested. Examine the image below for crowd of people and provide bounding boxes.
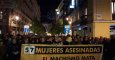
[0,33,115,60]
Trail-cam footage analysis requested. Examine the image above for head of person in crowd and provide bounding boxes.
[90,37,96,44]
[98,36,104,44]
[54,36,62,44]
[75,34,79,37]
[77,36,82,44]
[17,35,23,44]
[40,37,46,44]
[104,37,110,43]
[24,37,29,44]
[46,36,53,44]
[63,34,73,45]
[30,38,35,44]
[66,34,72,43]
[7,37,13,44]
[91,37,94,41]
[36,38,40,44]
[54,36,58,43]
[72,36,75,40]
[61,36,66,42]
[88,37,92,41]
[51,36,55,41]
[17,35,22,39]
[73,36,78,44]
[79,36,83,42]
[12,37,17,45]
[94,37,99,44]
[82,36,90,44]
[99,36,103,40]
[107,38,110,42]
[0,40,3,46]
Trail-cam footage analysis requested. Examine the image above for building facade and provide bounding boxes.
[56,0,114,38]
[0,0,40,35]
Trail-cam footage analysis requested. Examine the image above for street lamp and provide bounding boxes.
[66,17,69,21]
[68,20,72,25]
[55,9,58,12]
[15,16,19,21]
[66,17,72,35]
[56,11,60,15]
[15,16,19,35]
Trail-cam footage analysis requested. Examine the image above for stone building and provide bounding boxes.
[0,0,40,35]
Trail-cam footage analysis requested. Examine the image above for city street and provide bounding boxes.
[0,0,115,60]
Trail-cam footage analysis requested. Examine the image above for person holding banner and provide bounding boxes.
[82,36,90,44]
[53,36,63,45]
[7,38,19,60]
[63,35,73,45]
[40,37,46,44]
[46,37,53,44]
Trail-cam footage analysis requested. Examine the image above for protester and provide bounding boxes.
[10,38,19,60]
[63,35,73,45]
[72,36,78,44]
[53,36,63,45]
[40,37,46,44]
[46,37,53,44]
[0,40,6,60]
[24,37,30,44]
[82,36,90,44]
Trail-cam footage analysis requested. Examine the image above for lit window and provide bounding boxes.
[111,2,115,13]
[71,0,75,6]
[85,8,87,15]
[70,5,75,8]
[112,2,113,13]
[0,11,3,19]
[76,0,78,7]
[112,1,115,20]
[69,0,75,8]
[114,2,115,11]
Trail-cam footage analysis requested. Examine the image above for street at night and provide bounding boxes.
[0,0,115,60]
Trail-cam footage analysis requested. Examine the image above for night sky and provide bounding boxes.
[37,0,61,23]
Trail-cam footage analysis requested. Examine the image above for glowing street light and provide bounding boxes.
[56,11,60,15]
[55,9,59,11]
[0,11,2,13]
[68,21,72,25]
[15,16,19,21]
[66,17,72,25]
[30,24,32,26]
[46,32,52,36]
[66,17,69,21]
[15,16,20,34]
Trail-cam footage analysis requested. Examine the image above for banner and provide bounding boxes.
[21,44,103,60]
